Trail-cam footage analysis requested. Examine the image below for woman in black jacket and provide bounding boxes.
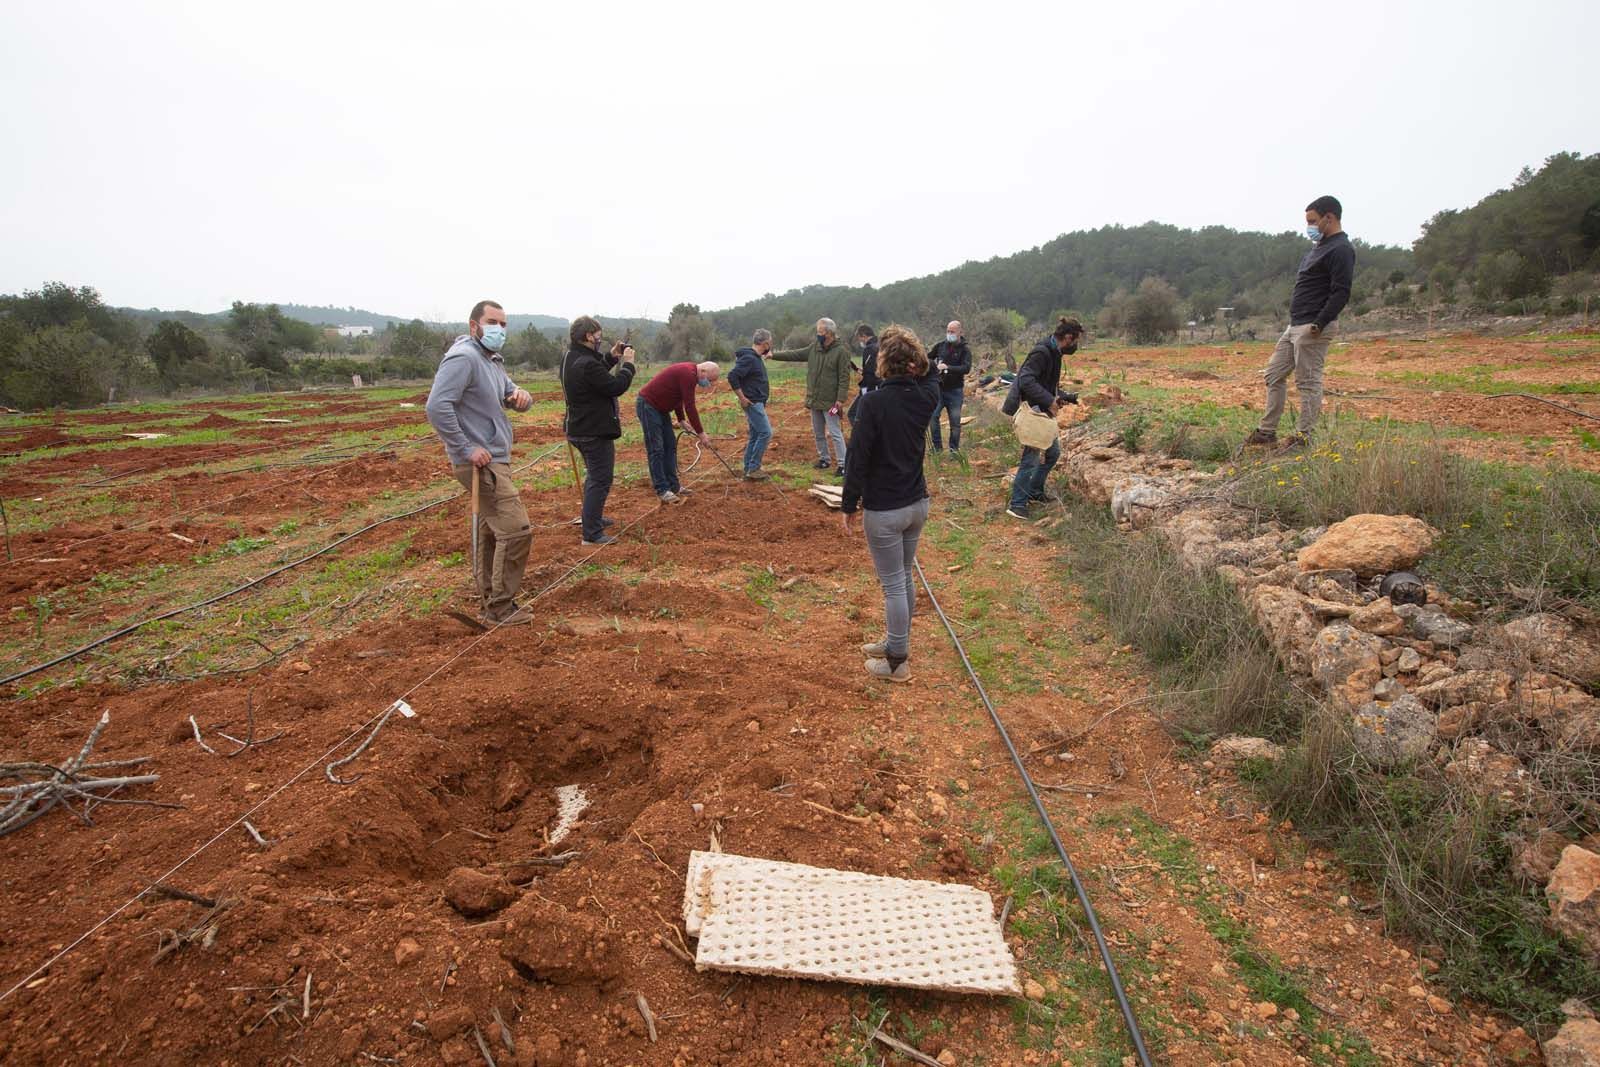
[840,325,938,683]
[560,315,636,545]
[1006,316,1082,519]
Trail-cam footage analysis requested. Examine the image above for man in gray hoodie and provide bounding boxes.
[425,300,535,625]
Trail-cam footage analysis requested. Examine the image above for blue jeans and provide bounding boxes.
[930,387,964,450]
[743,401,772,472]
[635,396,680,496]
[1009,439,1061,511]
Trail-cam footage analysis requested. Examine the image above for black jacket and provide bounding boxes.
[841,376,937,514]
[1289,231,1356,329]
[857,337,881,392]
[927,339,972,390]
[1015,336,1063,411]
[561,343,636,439]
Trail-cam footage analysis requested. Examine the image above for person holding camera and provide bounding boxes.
[841,325,938,683]
[560,316,637,545]
[926,319,973,453]
[1004,316,1082,520]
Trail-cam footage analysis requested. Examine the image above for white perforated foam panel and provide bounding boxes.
[683,850,1020,996]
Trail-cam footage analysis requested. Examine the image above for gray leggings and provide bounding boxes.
[863,498,930,659]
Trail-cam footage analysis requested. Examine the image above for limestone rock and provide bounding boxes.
[1435,703,1480,742]
[1546,1018,1600,1067]
[1396,647,1424,674]
[1297,514,1440,577]
[1504,613,1600,686]
[1416,669,1512,709]
[1548,846,1600,960]
[1444,739,1536,807]
[1511,829,1571,886]
[1210,736,1286,768]
[443,867,518,917]
[1310,622,1386,700]
[1410,608,1474,649]
[1249,584,1321,677]
[1372,677,1406,703]
[1351,695,1436,767]
[1350,597,1406,637]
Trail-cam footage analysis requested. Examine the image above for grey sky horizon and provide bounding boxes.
[3,0,1596,325]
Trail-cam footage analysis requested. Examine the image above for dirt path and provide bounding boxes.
[0,379,1535,1065]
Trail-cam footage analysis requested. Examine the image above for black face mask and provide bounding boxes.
[1063,341,1079,355]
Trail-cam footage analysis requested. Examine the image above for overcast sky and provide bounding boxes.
[2,0,1595,324]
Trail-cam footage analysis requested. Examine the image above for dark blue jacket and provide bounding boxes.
[728,346,770,404]
[1289,231,1356,329]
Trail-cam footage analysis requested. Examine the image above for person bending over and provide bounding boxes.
[636,359,718,502]
[1005,316,1082,520]
[840,325,938,683]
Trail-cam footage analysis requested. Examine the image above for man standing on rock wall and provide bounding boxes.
[771,317,853,477]
[425,300,535,626]
[1245,195,1356,450]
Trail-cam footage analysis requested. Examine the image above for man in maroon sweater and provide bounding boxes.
[635,360,719,502]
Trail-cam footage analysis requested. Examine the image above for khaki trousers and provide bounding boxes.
[452,462,532,618]
[1259,321,1335,435]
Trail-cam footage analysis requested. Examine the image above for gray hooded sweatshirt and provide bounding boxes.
[425,334,518,466]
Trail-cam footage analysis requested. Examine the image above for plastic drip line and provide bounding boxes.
[0,442,571,687]
[912,555,1154,1067]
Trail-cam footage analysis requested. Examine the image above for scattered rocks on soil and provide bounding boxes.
[443,867,518,917]
[1209,736,1286,768]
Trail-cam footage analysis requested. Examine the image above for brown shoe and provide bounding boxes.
[1243,428,1278,446]
[484,607,534,627]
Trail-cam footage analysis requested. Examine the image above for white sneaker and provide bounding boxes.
[659,491,682,504]
[865,658,911,683]
[861,638,888,657]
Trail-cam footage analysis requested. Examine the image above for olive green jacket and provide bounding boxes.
[770,338,853,410]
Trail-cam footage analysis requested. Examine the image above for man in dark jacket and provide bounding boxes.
[1244,195,1356,449]
[926,319,973,452]
[1006,317,1082,519]
[560,315,636,545]
[728,329,774,479]
[771,316,852,475]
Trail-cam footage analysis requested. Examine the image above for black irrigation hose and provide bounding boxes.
[913,556,1154,1067]
[0,444,568,688]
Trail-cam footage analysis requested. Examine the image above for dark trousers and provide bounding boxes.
[930,387,965,450]
[635,396,680,496]
[1009,439,1061,511]
[569,435,615,541]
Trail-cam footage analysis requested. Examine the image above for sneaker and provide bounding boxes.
[744,469,770,481]
[865,657,911,683]
[1243,428,1278,446]
[675,486,693,496]
[813,458,831,470]
[581,534,619,546]
[834,467,846,479]
[659,491,683,504]
[1005,506,1031,520]
[1032,489,1061,504]
[569,516,617,528]
[861,638,888,657]
[485,607,534,627]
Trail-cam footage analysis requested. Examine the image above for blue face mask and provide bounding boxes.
[1306,225,1324,243]
[478,324,507,352]
[697,377,711,389]
[816,333,828,346]
[945,332,959,344]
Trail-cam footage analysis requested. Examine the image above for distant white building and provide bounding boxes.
[336,325,374,338]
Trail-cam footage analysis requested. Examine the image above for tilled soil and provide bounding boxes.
[0,368,1550,1065]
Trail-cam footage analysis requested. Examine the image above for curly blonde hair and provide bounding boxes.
[875,324,929,380]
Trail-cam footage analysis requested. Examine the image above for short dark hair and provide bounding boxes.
[1305,195,1342,220]
[469,300,503,324]
[855,323,875,339]
[1053,316,1084,341]
[570,315,601,346]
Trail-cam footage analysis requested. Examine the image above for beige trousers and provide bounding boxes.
[1259,321,1336,435]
